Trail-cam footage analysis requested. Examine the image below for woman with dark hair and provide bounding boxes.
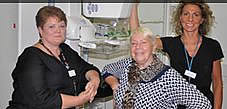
[130,0,224,108]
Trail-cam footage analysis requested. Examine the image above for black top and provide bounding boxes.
[7,43,100,109]
[161,35,224,104]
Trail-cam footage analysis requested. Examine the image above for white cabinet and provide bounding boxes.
[138,3,166,36]
[138,3,180,37]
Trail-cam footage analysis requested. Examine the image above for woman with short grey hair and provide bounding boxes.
[102,27,211,109]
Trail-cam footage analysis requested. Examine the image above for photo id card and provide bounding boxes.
[184,70,197,79]
[68,70,76,77]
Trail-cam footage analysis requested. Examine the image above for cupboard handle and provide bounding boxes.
[140,20,164,24]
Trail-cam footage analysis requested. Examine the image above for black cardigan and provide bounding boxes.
[7,43,100,109]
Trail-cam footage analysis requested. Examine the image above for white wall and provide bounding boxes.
[0,3,18,108]
[18,3,47,55]
[209,3,227,65]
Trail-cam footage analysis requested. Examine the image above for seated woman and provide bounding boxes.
[7,6,100,109]
[102,27,211,109]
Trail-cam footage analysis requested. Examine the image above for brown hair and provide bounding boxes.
[171,0,215,36]
[35,6,67,29]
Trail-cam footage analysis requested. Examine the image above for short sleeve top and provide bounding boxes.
[161,36,224,101]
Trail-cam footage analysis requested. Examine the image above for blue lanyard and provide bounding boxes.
[183,35,200,71]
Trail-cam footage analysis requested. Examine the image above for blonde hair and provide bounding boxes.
[171,0,215,36]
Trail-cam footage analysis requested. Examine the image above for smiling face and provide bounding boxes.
[180,4,204,34]
[38,16,66,46]
[130,32,154,68]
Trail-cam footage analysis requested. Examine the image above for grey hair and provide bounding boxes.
[130,27,157,52]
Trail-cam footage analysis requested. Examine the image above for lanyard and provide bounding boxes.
[183,35,200,82]
[39,40,70,69]
[39,40,78,95]
[59,52,70,69]
[183,35,200,71]
[59,52,78,96]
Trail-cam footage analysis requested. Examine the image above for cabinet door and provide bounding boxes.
[138,3,165,36]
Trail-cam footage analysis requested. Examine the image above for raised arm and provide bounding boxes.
[130,3,140,32]
[130,4,163,50]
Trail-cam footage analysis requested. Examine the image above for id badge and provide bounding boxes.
[184,70,197,79]
[68,70,76,77]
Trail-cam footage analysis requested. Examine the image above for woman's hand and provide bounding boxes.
[85,70,100,102]
[60,89,94,109]
[75,88,94,107]
[85,79,100,102]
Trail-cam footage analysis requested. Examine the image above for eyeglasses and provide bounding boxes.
[43,22,66,31]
